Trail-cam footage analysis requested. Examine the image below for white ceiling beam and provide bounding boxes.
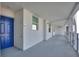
[67,2,79,20]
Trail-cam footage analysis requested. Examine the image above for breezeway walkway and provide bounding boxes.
[1,35,78,57]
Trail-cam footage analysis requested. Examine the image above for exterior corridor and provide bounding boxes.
[1,35,78,57]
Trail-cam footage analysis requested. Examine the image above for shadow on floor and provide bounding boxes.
[1,35,78,57]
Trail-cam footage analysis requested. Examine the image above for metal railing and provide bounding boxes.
[77,33,79,55]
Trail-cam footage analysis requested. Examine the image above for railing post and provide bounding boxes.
[77,33,78,54]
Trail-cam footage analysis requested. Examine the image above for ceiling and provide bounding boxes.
[1,2,75,21]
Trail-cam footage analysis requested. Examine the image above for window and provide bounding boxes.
[48,24,51,32]
[32,16,38,30]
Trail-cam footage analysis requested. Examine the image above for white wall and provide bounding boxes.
[14,9,23,50]
[23,9,44,50]
[15,8,53,51]
[0,5,14,18]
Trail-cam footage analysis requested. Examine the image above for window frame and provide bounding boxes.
[32,16,39,31]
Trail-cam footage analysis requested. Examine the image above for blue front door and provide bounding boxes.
[0,15,14,49]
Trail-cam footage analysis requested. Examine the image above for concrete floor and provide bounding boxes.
[1,35,78,57]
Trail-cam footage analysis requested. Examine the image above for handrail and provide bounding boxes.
[77,33,79,54]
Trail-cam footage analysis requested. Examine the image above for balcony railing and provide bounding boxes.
[77,33,79,55]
